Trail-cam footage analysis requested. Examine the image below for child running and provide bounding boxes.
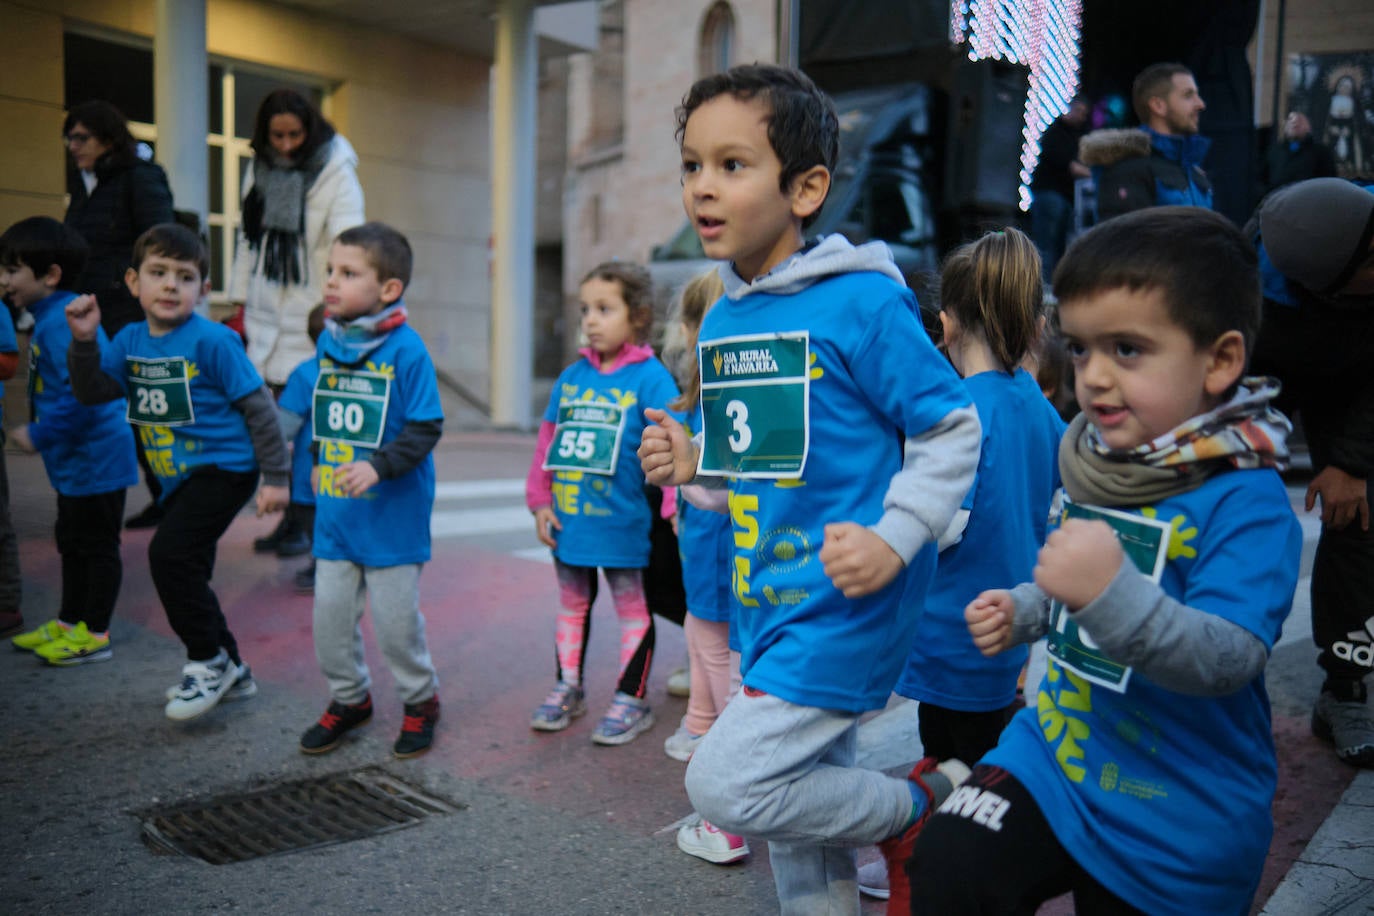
[64,223,289,720]
[3,217,137,664]
[663,269,749,865]
[525,261,680,746]
[639,64,981,913]
[907,207,1304,915]
[290,222,445,759]
[862,227,1067,908]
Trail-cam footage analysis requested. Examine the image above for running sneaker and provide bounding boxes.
[530,681,586,732]
[663,719,704,762]
[164,651,240,721]
[166,662,258,702]
[591,692,654,746]
[393,696,441,759]
[34,622,111,666]
[857,858,891,899]
[300,695,373,754]
[665,660,691,698]
[677,818,750,864]
[1313,691,1374,768]
[12,619,68,653]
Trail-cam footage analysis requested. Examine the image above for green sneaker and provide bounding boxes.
[34,622,112,666]
[12,619,68,653]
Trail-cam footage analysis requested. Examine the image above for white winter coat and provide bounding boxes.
[229,135,365,385]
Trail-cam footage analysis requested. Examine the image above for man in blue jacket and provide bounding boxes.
[1080,63,1213,221]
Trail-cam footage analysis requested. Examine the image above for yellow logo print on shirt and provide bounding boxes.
[809,351,823,380]
[1139,507,1198,560]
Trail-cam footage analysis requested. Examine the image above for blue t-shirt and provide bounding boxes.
[699,270,971,713]
[896,368,1064,711]
[678,408,735,624]
[26,291,138,497]
[102,313,263,500]
[313,325,443,566]
[541,353,680,568]
[278,355,320,508]
[984,469,1302,914]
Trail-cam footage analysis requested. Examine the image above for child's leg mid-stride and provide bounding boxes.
[685,690,924,914]
[531,560,596,731]
[152,469,258,720]
[33,490,126,665]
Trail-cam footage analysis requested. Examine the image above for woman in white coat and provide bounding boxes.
[230,88,364,388]
[231,89,364,561]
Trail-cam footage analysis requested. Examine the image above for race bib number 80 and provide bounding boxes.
[312,369,391,449]
[697,332,810,478]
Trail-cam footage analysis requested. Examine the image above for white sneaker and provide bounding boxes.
[677,818,749,864]
[164,651,240,721]
[858,857,891,899]
[666,661,690,697]
[663,720,704,762]
[164,662,257,703]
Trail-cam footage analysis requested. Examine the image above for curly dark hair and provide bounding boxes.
[249,89,336,163]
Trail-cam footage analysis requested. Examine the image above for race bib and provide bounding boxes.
[697,332,810,478]
[126,357,195,427]
[542,400,626,475]
[1045,499,1170,693]
[312,369,391,449]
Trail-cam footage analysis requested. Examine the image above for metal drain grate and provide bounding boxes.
[139,767,461,865]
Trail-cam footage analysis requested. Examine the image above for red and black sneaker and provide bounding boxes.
[299,695,373,755]
[878,756,971,915]
[394,696,441,759]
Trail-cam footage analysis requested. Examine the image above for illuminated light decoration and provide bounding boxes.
[950,0,1083,211]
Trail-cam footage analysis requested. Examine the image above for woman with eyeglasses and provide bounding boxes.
[62,100,176,529]
[62,100,175,339]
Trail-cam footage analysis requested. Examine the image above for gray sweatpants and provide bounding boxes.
[684,689,913,915]
[313,560,438,707]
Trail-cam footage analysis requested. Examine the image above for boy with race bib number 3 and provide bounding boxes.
[288,222,445,760]
[639,64,981,913]
[65,223,290,721]
[525,261,680,746]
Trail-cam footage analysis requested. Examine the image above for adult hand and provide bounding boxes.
[639,408,698,486]
[820,522,903,598]
[1033,519,1124,610]
[64,295,101,341]
[533,506,561,548]
[965,590,1015,656]
[1306,465,1370,531]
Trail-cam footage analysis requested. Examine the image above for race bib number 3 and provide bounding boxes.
[312,369,391,449]
[697,332,810,478]
[126,357,195,426]
[543,401,626,475]
[1046,500,1170,693]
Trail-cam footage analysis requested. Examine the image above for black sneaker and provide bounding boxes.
[293,559,316,594]
[125,502,165,530]
[393,696,441,759]
[300,695,373,755]
[275,529,312,557]
[254,515,294,553]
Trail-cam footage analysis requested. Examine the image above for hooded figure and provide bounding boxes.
[1248,177,1374,769]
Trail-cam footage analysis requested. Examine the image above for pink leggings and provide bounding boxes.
[683,612,738,736]
[552,560,654,699]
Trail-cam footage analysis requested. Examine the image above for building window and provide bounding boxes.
[63,29,324,300]
[698,2,735,77]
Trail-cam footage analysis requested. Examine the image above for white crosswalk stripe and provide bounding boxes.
[429,477,551,562]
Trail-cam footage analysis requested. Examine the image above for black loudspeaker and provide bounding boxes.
[943,57,1031,212]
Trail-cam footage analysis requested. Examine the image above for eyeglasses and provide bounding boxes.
[64,131,93,146]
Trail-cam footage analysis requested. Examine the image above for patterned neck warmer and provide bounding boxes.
[1059,377,1292,507]
[323,301,408,365]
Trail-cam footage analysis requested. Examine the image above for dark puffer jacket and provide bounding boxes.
[64,151,174,336]
[1080,127,1213,221]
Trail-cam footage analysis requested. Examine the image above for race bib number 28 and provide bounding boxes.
[126,356,195,426]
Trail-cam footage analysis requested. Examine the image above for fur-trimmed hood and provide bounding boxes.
[1078,128,1152,168]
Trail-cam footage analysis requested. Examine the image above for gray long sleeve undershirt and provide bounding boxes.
[278,405,441,481]
[1007,564,1268,697]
